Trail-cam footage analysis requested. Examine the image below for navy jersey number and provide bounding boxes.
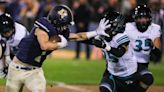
[134,39,152,52]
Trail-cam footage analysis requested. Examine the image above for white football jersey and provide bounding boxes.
[2,22,29,54]
[125,22,161,63]
[103,33,138,77]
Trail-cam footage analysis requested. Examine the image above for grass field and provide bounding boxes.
[0,58,164,86]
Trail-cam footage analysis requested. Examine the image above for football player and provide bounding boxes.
[124,5,162,91]
[94,11,139,92]
[0,13,29,79]
[6,5,110,92]
[0,13,29,56]
[0,38,10,78]
[90,10,153,92]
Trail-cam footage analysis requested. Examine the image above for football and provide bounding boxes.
[49,35,61,42]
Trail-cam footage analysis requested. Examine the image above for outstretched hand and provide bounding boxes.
[96,18,111,37]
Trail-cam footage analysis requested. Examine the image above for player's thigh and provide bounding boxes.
[0,60,4,70]
[0,60,5,78]
[25,68,46,92]
[115,72,141,92]
[6,62,24,92]
[100,74,117,92]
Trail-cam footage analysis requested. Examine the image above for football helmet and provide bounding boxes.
[133,5,152,32]
[103,11,125,41]
[47,5,74,27]
[0,13,14,33]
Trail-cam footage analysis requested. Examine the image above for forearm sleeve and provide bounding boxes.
[108,46,126,57]
[108,42,129,57]
[150,47,162,61]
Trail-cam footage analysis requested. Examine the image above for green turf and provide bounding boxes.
[43,58,106,85]
[43,58,164,85]
[0,58,164,86]
[149,63,164,85]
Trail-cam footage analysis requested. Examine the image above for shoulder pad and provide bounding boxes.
[34,18,58,36]
[115,33,130,46]
[151,23,161,31]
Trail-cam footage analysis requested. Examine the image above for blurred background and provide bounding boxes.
[0,0,163,60]
[0,0,164,92]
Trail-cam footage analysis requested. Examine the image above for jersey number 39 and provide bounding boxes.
[134,39,152,52]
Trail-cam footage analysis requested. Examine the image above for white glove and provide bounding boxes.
[57,35,68,48]
[96,18,111,37]
[104,40,111,51]
[5,56,12,66]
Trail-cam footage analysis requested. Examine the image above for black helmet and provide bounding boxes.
[103,11,125,41]
[134,5,151,19]
[134,5,152,32]
[47,5,74,27]
[0,13,15,34]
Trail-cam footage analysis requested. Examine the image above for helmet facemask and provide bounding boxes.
[47,5,74,30]
[1,26,15,40]
[47,5,74,39]
[0,13,15,39]
[135,16,151,32]
[103,12,125,42]
[134,5,152,32]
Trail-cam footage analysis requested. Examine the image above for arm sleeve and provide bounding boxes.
[107,41,129,57]
[107,33,130,57]
[152,25,161,40]
[150,47,162,62]
[78,38,96,45]
[34,18,58,36]
[4,43,10,56]
[78,37,106,48]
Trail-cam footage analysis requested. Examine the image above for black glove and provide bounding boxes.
[92,38,106,48]
[3,66,8,75]
[58,26,70,40]
[150,47,161,62]
[146,38,154,49]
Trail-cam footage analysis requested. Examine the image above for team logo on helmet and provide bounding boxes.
[58,9,68,19]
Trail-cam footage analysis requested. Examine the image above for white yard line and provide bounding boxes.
[47,80,92,92]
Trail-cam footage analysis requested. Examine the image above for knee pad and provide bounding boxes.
[139,73,154,90]
[100,84,113,92]
[141,73,154,86]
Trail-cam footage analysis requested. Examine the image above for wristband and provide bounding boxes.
[86,31,97,39]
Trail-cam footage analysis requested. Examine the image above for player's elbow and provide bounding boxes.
[40,44,48,50]
[116,52,125,57]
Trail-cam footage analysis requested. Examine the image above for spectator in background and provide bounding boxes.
[74,0,91,59]
[42,0,56,17]
[105,0,119,12]
[149,0,164,31]
[89,0,105,22]
[57,0,69,5]
[121,0,137,23]
[6,0,24,21]
[0,0,7,15]
[88,0,105,60]
[149,0,164,63]
[19,0,40,31]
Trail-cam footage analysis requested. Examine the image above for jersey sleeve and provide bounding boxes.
[124,22,135,35]
[152,24,161,39]
[34,18,58,36]
[4,42,10,56]
[0,40,8,59]
[114,33,130,46]
[11,23,29,47]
